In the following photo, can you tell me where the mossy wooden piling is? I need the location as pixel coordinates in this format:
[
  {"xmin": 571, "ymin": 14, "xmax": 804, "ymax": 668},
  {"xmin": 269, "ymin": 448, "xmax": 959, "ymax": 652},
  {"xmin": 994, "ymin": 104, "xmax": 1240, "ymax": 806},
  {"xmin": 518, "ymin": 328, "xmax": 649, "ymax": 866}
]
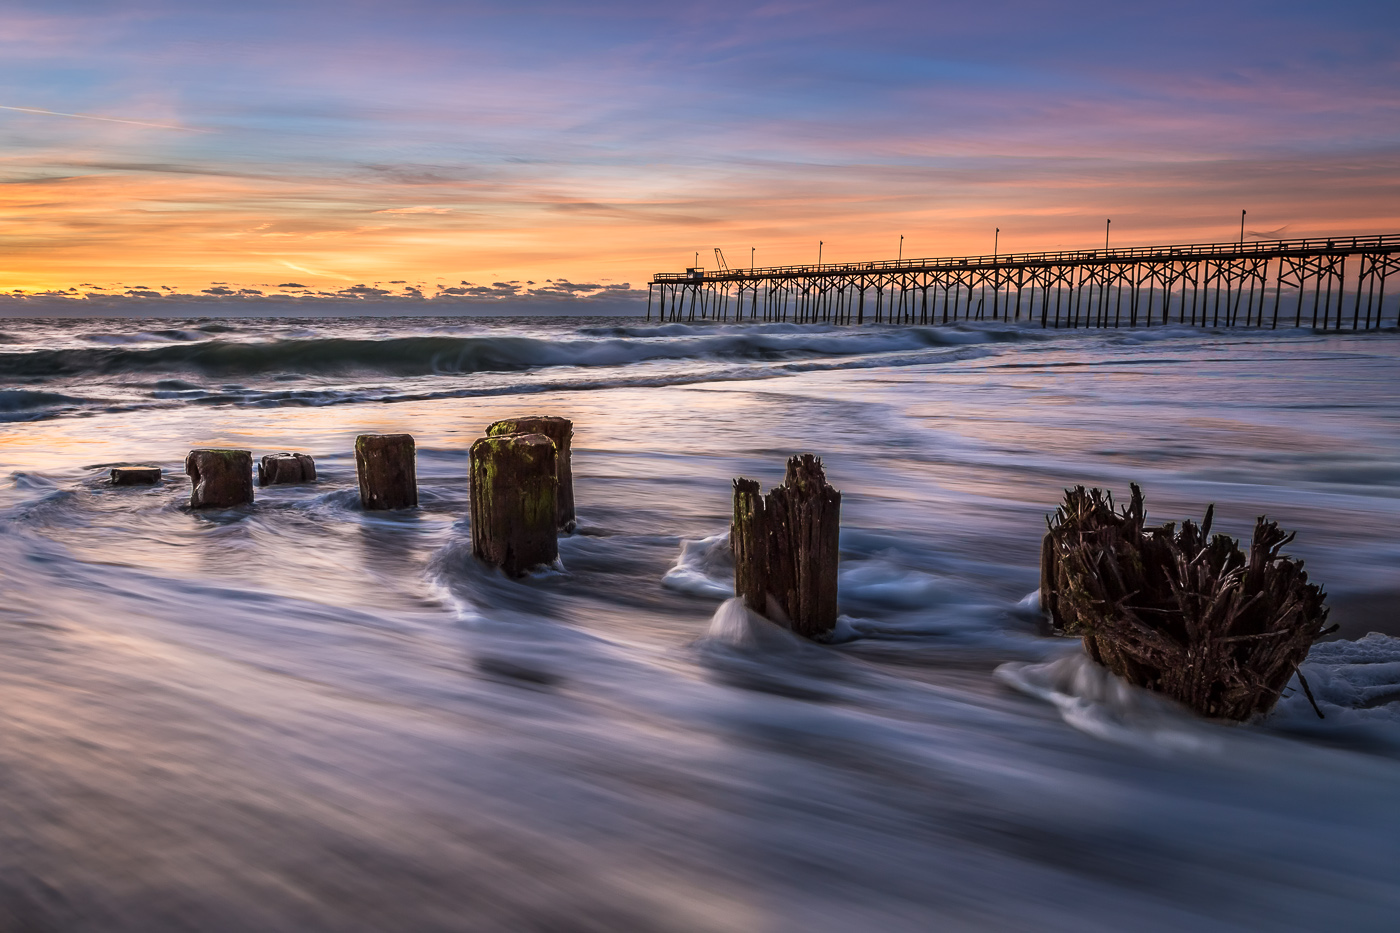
[
  {"xmin": 186, "ymin": 449, "xmax": 253, "ymax": 508},
  {"xmin": 355, "ymin": 434, "xmax": 417, "ymax": 510},
  {"xmin": 259, "ymin": 452, "xmax": 316, "ymax": 486},
  {"xmin": 469, "ymin": 432, "xmax": 558, "ymax": 577},
  {"xmin": 487, "ymin": 416, "xmax": 575, "ymax": 531},
  {"xmin": 731, "ymin": 454, "xmax": 841, "ymax": 638}
]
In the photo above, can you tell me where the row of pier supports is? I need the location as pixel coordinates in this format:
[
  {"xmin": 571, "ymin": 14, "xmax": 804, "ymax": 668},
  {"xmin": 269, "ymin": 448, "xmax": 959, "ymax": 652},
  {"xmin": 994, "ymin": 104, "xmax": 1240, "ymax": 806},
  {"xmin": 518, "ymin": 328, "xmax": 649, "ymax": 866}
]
[
  {"xmin": 649, "ymin": 247, "xmax": 1400, "ymax": 330},
  {"xmin": 113, "ymin": 436, "xmax": 1334, "ymax": 723},
  {"xmin": 110, "ymin": 417, "xmax": 577, "ymax": 577}
]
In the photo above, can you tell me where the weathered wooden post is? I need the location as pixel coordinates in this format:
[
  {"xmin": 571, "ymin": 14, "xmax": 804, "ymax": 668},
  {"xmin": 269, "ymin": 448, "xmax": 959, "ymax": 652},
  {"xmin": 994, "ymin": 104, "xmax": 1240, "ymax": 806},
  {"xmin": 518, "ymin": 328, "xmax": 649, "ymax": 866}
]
[
  {"xmin": 1039, "ymin": 530, "xmax": 1062, "ymax": 629},
  {"xmin": 731, "ymin": 454, "xmax": 841, "ymax": 638},
  {"xmin": 486, "ymin": 416, "xmax": 575, "ymax": 531},
  {"xmin": 469, "ymin": 432, "xmax": 558, "ymax": 577},
  {"xmin": 259, "ymin": 452, "xmax": 316, "ymax": 486},
  {"xmin": 186, "ymin": 449, "xmax": 254, "ymax": 508},
  {"xmin": 355, "ymin": 434, "xmax": 417, "ymax": 510},
  {"xmin": 110, "ymin": 466, "xmax": 161, "ymax": 486}
]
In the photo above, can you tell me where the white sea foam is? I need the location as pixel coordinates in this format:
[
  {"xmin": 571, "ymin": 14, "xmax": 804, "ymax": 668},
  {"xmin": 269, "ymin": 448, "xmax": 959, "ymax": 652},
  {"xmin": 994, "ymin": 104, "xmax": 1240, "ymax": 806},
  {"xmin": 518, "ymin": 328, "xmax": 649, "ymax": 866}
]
[
  {"xmin": 702, "ymin": 596, "xmax": 806, "ymax": 651},
  {"xmin": 995, "ymin": 651, "xmax": 1231, "ymax": 755},
  {"xmin": 661, "ymin": 530, "xmax": 733, "ymax": 598},
  {"xmin": 1000, "ymin": 634, "xmax": 1400, "ymax": 755},
  {"xmin": 1268, "ymin": 632, "xmax": 1400, "ymax": 745}
]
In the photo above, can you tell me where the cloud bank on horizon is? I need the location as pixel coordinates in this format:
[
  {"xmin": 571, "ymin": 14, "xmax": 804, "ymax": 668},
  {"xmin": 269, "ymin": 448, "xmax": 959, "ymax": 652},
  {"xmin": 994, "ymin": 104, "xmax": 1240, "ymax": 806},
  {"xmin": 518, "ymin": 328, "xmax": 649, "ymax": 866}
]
[{"xmin": 0, "ymin": 0, "xmax": 1397, "ymax": 303}]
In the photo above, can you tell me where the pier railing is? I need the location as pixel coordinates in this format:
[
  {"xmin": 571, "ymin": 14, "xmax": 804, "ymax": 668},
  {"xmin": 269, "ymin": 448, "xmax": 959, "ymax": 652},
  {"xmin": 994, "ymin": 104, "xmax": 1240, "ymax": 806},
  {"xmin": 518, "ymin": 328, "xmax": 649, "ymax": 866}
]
[{"xmin": 648, "ymin": 234, "xmax": 1400, "ymax": 329}]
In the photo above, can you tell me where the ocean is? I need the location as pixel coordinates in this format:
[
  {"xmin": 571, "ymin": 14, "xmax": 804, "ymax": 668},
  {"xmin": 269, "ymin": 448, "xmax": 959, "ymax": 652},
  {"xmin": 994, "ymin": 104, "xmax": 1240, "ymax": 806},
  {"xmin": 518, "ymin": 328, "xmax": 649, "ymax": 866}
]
[{"xmin": 1, "ymin": 314, "xmax": 1398, "ymax": 931}]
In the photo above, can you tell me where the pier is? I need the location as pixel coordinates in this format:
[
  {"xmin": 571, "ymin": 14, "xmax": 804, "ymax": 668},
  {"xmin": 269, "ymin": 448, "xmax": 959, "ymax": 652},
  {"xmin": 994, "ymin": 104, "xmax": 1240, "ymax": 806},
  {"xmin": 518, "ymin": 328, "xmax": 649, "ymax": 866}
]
[{"xmin": 648, "ymin": 234, "xmax": 1400, "ymax": 329}]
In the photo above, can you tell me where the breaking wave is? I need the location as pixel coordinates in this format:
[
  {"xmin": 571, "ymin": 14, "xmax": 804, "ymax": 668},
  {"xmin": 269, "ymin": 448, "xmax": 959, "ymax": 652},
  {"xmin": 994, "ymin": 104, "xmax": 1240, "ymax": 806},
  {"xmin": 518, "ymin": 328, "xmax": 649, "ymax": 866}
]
[{"xmin": 0, "ymin": 324, "xmax": 1021, "ymax": 381}]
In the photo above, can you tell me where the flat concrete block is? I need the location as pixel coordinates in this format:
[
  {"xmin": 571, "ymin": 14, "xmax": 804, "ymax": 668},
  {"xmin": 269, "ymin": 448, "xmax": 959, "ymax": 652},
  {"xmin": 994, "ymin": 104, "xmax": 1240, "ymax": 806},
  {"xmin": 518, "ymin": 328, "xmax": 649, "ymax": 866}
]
[
  {"xmin": 110, "ymin": 466, "xmax": 161, "ymax": 486},
  {"xmin": 186, "ymin": 449, "xmax": 254, "ymax": 508}
]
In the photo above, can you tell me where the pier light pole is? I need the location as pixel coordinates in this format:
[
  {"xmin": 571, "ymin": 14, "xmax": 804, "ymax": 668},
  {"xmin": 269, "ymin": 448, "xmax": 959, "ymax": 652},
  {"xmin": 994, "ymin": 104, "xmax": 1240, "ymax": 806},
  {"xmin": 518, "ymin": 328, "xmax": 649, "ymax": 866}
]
[
  {"xmin": 1105, "ymin": 219, "xmax": 1111, "ymax": 252},
  {"xmin": 1240, "ymin": 210, "xmax": 1246, "ymax": 245},
  {"xmin": 899, "ymin": 235, "xmax": 903, "ymax": 262},
  {"xmin": 994, "ymin": 227, "xmax": 999, "ymax": 257},
  {"xmin": 818, "ymin": 241, "xmax": 823, "ymax": 266},
  {"xmin": 751, "ymin": 247, "xmax": 754, "ymax": 272}
]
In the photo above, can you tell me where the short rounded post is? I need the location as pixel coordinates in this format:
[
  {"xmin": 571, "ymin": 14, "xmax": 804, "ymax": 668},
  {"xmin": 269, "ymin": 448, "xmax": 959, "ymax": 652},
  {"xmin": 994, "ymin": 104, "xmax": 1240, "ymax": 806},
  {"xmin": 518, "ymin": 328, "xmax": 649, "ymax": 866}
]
[
  {"xmin": 186, "ymin": 449, "xmax": 254, "ymax": 508},
  {"xmin": 486, "ymin": 415, "xmax": 575, "ymax": 531},
  {"xmin": 259, "ymin": 452, "xmax": 316, "ymax": 486},
  {"xmin": 469, "ymin": 432, "xmax": 558, "ymax": 577},
  {"xmin": 355, "ymin": 434, "xmax": 417, "ymax": 510}
]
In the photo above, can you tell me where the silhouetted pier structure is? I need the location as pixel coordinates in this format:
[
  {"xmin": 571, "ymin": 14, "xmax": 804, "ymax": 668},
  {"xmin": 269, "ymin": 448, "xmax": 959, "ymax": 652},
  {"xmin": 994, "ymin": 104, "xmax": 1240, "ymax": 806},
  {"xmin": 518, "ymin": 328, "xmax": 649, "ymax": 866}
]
[{"xmin": 648, "ymin": 234, "xmax": 1400, "ymax": 329}]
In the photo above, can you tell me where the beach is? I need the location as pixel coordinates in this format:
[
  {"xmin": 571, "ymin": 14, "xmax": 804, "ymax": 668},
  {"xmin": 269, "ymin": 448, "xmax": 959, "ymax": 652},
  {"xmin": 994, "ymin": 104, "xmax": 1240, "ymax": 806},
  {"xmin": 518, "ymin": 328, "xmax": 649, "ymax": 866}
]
[{"xmin": 1, "ymin": 316, "xmax": 1398, "ymax": 930}]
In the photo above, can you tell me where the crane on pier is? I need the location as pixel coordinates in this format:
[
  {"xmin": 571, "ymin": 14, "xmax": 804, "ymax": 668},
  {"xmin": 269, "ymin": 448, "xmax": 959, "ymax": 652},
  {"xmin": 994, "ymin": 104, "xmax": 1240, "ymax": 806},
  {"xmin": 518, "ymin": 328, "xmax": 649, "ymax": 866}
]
[{"xmin": 713, "ymin": 248, "xmax": 730, "ymax": 272}]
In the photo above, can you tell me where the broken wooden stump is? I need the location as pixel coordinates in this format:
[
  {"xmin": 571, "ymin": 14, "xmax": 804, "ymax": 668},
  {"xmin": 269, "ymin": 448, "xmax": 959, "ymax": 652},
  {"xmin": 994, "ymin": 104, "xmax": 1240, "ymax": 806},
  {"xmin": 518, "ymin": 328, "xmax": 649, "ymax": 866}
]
[
  {"xmin": 486, "ymin": 416, "xmax": 575, "ymax": 531},
  {"xmin": 259, "ymin": 452, "xmax": 316, "ymax": 486},
  {"xmin": 186, "ymin": 449, "xmax": 253, "ymax": 508},
  {"xmin": 110, "ymin": 466, "xmax": 161, "ymax": 486},
  {"xmin": 731, "ymin": 454, "xmax": 841, "ymax": 638},
  {"xmin": 469, "ymin": 432, "xmax": 558, "ymax": 577},
  {"xmin": 1041, "ymin": 483, "xmax": 1334, "ymax": 720},
  {"xmin": 1038, "ymin": 530, "xmax": 1062, "ymax": 631},
  {"xmin": 355, "ymin": 434, "xmax": 417, "ymax": 510}
]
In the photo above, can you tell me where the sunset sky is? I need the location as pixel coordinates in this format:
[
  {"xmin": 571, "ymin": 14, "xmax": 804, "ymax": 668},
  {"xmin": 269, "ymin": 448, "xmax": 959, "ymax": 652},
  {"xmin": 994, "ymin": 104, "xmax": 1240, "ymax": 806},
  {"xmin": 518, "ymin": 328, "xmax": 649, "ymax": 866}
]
[{"xmin": 2, "ymin": 0, "xmax": 1397, "ymax": 304}]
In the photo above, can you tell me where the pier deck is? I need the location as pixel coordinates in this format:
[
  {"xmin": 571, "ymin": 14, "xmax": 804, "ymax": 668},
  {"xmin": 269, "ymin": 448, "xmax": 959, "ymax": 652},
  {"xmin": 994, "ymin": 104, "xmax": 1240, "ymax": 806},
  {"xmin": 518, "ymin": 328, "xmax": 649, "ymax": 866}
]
[{"xmin": 648, "ymin": 234, "xmax": 1400, "ymax": 329}]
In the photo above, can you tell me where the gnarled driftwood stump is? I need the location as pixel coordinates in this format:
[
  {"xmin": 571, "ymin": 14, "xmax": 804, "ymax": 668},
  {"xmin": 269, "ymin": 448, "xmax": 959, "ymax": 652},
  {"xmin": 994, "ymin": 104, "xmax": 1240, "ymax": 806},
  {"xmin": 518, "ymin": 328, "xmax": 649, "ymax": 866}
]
[{"xmin": 1041, "ymin": 483, "xmax": 1333, "ymax": 720}]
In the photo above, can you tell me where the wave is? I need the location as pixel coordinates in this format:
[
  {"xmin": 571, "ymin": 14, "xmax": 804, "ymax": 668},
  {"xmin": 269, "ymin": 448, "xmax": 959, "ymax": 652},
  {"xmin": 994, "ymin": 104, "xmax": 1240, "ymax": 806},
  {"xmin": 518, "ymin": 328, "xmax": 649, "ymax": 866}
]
[
  {"xmin": 0, "ymin": 341, "xmax": 999, "ymax": 424},
  {"xmin": 0, "ymin": 325, "xmax": 1016, "ymax": 381},
  {"xmin": 0, "ymin": 388, "xmax": 92, "ymax": 422}
]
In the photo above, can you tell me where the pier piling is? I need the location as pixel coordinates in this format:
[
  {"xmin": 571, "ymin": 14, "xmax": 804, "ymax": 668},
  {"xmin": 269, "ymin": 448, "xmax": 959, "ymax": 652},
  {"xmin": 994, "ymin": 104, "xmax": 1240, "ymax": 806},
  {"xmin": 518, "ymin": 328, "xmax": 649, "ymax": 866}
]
[
  {"xmin": 732, "ymin": 454, "xmax": 841, "ymax": 638},
  {"xmin": 259, "ymin": 452, "xmax": 316, "ymax": 486},
  {"xmin": 355, "ymin": 434, "xmax": 417, "ymax": 510},
  {"xmin": 486, "ymin": 416, "xmax": 575, "ymax": 532},
  {"xmin": 469, "ymin": 432, "xmax": 559, "ymax": 577},
  {"xmin": 110, "ymin": 466, "xmax": 161, "ymax": 486},
  {"xmin": 186, "ymin": 449, "xmax": 254, "ymax": 508}
]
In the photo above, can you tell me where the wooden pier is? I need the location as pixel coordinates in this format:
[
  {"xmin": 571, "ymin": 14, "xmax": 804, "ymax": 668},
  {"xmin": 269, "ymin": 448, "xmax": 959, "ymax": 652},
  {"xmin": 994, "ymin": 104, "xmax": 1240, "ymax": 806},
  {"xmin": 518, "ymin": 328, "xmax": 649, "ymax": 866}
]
[{"xmin": 648, "ymin": 234, "xmax": 1400, "ymax": 329}]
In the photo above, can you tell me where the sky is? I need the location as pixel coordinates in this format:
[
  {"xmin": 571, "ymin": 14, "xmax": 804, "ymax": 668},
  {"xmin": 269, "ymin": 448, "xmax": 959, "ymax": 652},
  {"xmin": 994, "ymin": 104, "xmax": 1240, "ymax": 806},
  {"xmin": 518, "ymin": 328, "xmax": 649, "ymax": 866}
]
[{"xmin": 1, "ymin": 0, "xmax": 1398, "ymax": 306}]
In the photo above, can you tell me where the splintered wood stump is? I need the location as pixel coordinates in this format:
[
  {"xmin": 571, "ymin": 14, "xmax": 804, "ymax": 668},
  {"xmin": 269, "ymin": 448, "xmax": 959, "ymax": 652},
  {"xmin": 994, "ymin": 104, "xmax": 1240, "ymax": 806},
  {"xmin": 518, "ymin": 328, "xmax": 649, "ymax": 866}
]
[
  {"xmin": 355, "ymin": 434, "xmax": 417, "ymax": 510},
  {"xmin": 731, "ymin": 454, "xmax": 841, "ymax": 638},
  {"xmin": 186, "ymin": 449, "xmax": 253, "ymax": 508},
  {"xmin": 259, "ymin": 452, "xmax": 316, "ymax": 486},
  {"xmin": 1042, "ymin": 483, "xmax": 1334, "ymax": 720},
  {"xmin": 469, "ymin": 432, "xmax": 558, "ymax": 577},
  {"xmin": 110, "ymin": 466, "xmax": 161, "ymax": 486},
  {"xmin": 487, "ymin": 416, "xmax": 575, "ymax": 531},
  {"xmin": 1039, "ymin": 530, "xmax": 1062, "ymax": 630}
]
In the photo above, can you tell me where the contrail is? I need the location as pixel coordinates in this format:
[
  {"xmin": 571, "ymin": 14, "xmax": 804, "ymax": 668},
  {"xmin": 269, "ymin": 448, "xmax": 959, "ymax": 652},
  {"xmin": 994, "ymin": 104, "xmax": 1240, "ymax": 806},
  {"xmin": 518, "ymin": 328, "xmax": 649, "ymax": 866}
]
[
  {"xmin": 280, "ymin": 261, "xmax": 353, "ymax": 281},
  {"xmin": 0, "ymin": 105, "xmax": 199, "ymax": 131}
]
